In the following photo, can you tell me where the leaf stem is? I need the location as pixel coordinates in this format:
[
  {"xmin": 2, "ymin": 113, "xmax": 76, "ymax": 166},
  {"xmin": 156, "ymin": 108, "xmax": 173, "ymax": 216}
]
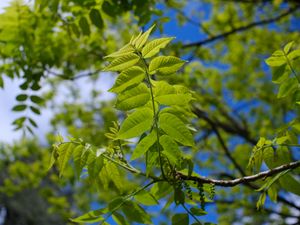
[{"xmin": 137, "ymin": 50, "xmax": 166, "ymax": 179}]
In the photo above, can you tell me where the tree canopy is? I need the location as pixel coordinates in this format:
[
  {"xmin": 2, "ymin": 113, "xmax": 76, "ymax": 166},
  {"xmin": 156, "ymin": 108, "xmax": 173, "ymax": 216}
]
[{"xmin": 0, "ymin": 0, "xmax": 300, "ymax": 225}]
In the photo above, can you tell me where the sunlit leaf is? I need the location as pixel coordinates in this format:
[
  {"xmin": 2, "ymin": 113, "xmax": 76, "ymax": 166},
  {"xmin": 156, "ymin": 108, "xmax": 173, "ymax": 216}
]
[
  {"xmin": 131, "ymin": 130, "xmax": 157, "ymax": 160},
  {"xmin": 115, "ymin": 83, "xmax": 150, "ymax": 110},
  {"xmin": 149, "ymin": 56, "xmax": 186, "ymax": 75},
  {"xmin": 159, "ymin": 112, "xmax": 194, "ymax": 146},
  {"xmin": 109, "ymin": 66, "xmax": 145, "ymax": 93},
  {"xmin": 142, "ymin": 37, "xmax": 174, "ymax": 58},
  {"xmin": 118, "ymin": 108, "xmax": 153, "ymax": 139},
  {"xmin": 104, "ymin": 53, "xmax": 140, "ymax": 71}
]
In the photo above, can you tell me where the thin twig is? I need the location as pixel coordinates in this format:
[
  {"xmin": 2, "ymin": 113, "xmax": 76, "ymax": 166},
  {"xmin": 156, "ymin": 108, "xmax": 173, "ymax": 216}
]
[{"xmin": 183, "ymin": 6, "xmax": 300, "ymax": 48}]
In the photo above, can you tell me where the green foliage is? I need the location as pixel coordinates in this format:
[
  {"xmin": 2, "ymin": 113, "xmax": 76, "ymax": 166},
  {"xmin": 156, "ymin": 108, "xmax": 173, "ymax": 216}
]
[{"xmin": 1, "ymin": 1, "xmax": 300, "ymax": 224}]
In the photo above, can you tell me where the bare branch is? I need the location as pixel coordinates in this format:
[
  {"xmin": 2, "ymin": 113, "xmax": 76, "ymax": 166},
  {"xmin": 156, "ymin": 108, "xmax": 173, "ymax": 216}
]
[
  {"xmin": 178, "ymin": 160, "xmax": 300, "ymax": 187},
  {"xmin": 183, "ymin": 5, "xmax": 300, "ymax": 48}
]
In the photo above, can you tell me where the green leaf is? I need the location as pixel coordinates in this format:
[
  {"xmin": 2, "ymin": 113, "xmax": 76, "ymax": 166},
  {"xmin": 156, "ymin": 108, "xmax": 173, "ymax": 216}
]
[
  {"xmin": 73, "ymin": 144, "xmax": 84, "ymax": 178},
  {"xmin": 70, "ymin": 208, "xmax": 107, "ymax": 223},
  {"xmin": 159, "ymin": 112, "xmax": 194, "ymax": 146},
  {"xmin": 279, "ymin": 174, "xmax": 300, "ymax": 196},
  {"xmin": 79, "ymin": 16, "xmax": 90, "ymax": 36},
  {"xmin": 142, "ymin": 37, "xmax": 174, "ymax": 58},
  {"xmin": 30, "ymin": 95, "xmax": 44, "ymax": 104},
  {"xmin": 112, "ymin": 212, "xmax": 130, "ymax": 225},
  {"xmin": 57, "ymin": 143, "xmax": 74, "ymax": 177},
  {"xmin": 190, "ymin": 207, "xmax": 207, "ymax": 216},
  {"xmin": 122, "ymin": 201, "xmax": 152, "ymax": 224},
  {"xmin": 156, "ymin": 93, "xmax": 193, "ymax": 106},
  {"xmin": 256, "ymin": 169, "xmax": 290, "ymax": 192},
  {"xmin": 265, "ymin": 50, "xmax": 286, "ymax": 67},
  {"xmin": 277, "ymin": 77, "xmax": 298, "ymax": 98},
  {"xmin": 115, "ymin": 83, "xmax": 150, "ymax": 110},
  {"xmin": 109, "ymin": 66, "xmax": 145, "ymax": 93},
  {"xmin": 104, "ymin": 53, "xmax": 140, "ymax": 72},
  {"xmin": 149, "ymin": 56, "xmax": 186, "ymax": 75},
  {"xmin": 283, "ymin": 41, "xmax": 294, "ymax": 53},
  {"xmin": 131, "ymin": 130, "xmax": 157, "ymax": 160},
  {"xmin": 104, "ymin": 44, "xmax": 135, "ymax": 59},
  {"xmin": 106, "ymin": 163, "xmax": 123, "ymax": 191},
  {"xmin": 88, "ymin": 155, "xmax": 104, "ymax": 179},
  {"xmin": 30, "ymin": 106, "xmax": 41, "ymax": 114},
  {"xmin": 12, "ymin": 104, "xmax": 27, "ymax": 111},
  {"xmin": 89, "ymin": 8, "xmax": 103, "ymax": 29},
  {"xmin": 134, "ymin": 190, "xmax": 158, "ymax": 206},
  {"xmin": 28, "ymin": 118, "xmax": 37, "ymax": 128},
  {"xmin": 256, "ymin": 192, "xmax": 266, "ymax": 210},
  {"xmin": 118, "ymin": 108, "xmax": 153, "ymax": 139},
  {"xmin": 71, "ymin": 23, "xmax": 80, "ymax": 38},
  {"xmin": 150, "ymin": 182, "xmax": 172, "ymax": 200},
  {"xmin": 174, "ymin": 187, "xmax": 185, "ymax": 205},
  {"xmin": 134, "ymin": 24, "xmax": 155, "ymax": 49},
  {"xmin": 272, "ymin": 65, "xmax": 289, "ymax": 84},
  {"xmin": 16, "ymin": 94, "xmax": 27, "ymax": 101},
  {"xmin": 160, "ymin": 135, "xmax": 182, "ymax": 166},
  {"xmin": 172, "ymin": 213, "xmax": 189, "ymax": 225},
  {"xmin": 288, "ymin": 49, "xmax": 300, "ymax": 61}
]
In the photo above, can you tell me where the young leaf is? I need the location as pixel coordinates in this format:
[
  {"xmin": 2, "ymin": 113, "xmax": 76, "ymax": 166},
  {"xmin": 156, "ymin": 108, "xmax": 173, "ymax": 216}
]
[
  {"xmin": 134, "ymin": 24, "xmax": 155, "ymax": 49},
  {"xmin": 174, "ymin": 187, "xmax": 185, "ymax": 205},
  {"xmin": 159, "ymin": 113, "xmax": 194, "ymax": 146},
  {"xmin": 190, "ymin": 207, "xmax": 207, "ymax": 216},
  {"xmin": 89, "ymin": 8, "xmax": 103, "ymax": 29},
  {"xmin": 279, "ymin": 174, "xmax": 300, "ymax": 196},
  {"xmin": 112, "ymin": 212, "xmax": 130, "ymax": 225},
  {"xmin": 142, "ymin": 37, "xmax": 174, "ymax": 58},
  {"xmin": 104, "ymin": 44, "xmax": 135, "ymax": 59},
  {"xmin": 272, "ymin": 65, "xmax": 289, "ymax": 84},
  {"xmin": 134, "ymin": 190, "xmax": 158, "ymax": 206},
  {"xmin": 104, "ymin": 53, "xmax": 140, "ymax": 72},
  {"xmin": 118, "ymin": 108, "xmax": 153, "ymax": 139},
  {"xmin": 70, "ymin": 208, "xmax": 108, "ymax": 223},
  {"xmin": 156, "ymin": 93, "xmax": 193, "ymax": 106},
  {"xmin": 122, "ymin": 201, "xmax": 152, "ymax": 224},
  {"xmin": 265, "ymin": 50, "xmax": 286, "ymax": 67},
  {"xmin": 73, "ymin": 144, "xmax": 84, "ymax": 177},
  {"xmin": 172, "ymin": 213, "xmax": 189, "ymax": 225},
  {"xmin": 12, "ymin": 104, "xmax": 27, "ymax": 111},
  {"xmin": 131, "ymin": 130, "xmax": 157, "ymax": 160},
  {"xmin": 109, "ymin": 66, "xmax": 145, "ymax": 93},
  {"xmin": 57, "ymin": 143, "xmax": 74, "ymax": 177},
  {"xmin": 16, "ymin": 94, "xmax": 27, "ymax": 101},
  {"xmin": 30, "ymin": 95, "xmax": 44, "ymax": 104},
  {"xmin": 115, "ymin": 83, "xmax": 150, "ymax": 110},
  {"xmin": 88, "ymin": 155, "xmax": 104, "ymax": 179},
  {"xmin": 160, "ymin": 135, "xmax": 182, "ymax": 166},
  {"xmin": 79, "ymin": 16, "xmax": 90, "ymax": 36},
  {"xmin": 283, "ymin": 41, "xmax": 294, "ymax": 53},
  {"xmin": 149, "ymin": 56, "xmax": 186, "ymax": 75},
  {"xmin": 288, "ymin": 49, "xmax": 300, "ymax": 61},
  {"xmin": 30, "ymin": 106, "xmax": 41, "ymax": 115},
  {"xmin": 277, "ymin": 77, "xmax": 298, "ymax": 98}
]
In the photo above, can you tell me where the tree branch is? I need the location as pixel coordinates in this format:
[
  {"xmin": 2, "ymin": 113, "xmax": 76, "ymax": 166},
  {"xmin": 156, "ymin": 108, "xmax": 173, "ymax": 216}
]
[
  {"xmin": 178, "ymin": 160, "xmax": 300, "ymax": 187},
  {"xmin": 183, "ymin": 5, "xmax": 300, "ymax": 48}
]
